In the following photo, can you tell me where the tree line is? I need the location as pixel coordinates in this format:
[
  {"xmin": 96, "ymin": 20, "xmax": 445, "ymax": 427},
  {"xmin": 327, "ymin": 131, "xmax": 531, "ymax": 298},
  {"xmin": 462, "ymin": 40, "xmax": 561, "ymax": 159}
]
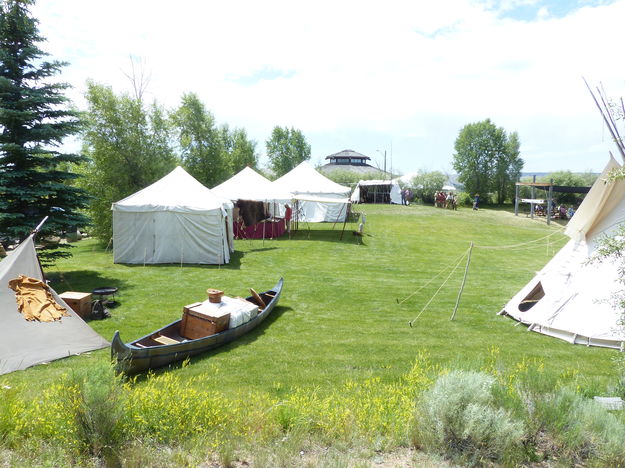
[{"xmin": 0, "ymin": 0, "xmax": 310, "ymax": 259}]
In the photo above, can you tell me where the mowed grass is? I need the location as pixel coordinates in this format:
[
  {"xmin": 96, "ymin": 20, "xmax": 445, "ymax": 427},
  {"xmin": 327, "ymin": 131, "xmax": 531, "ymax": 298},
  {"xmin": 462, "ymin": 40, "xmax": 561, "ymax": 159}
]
[{"xmin": 3, "ymin": 203, "xmax": 617, "ymax": 395}]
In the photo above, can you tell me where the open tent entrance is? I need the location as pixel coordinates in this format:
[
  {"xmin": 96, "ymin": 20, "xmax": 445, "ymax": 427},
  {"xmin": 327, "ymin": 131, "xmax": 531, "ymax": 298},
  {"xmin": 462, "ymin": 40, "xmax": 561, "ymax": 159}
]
[
  {"xmin": 518, "ymin": 282, "xmax": 545, "ymax": 312},
  {"xmin": 351, "ymin": 180, "xmax": 402, "ymax": 204}
]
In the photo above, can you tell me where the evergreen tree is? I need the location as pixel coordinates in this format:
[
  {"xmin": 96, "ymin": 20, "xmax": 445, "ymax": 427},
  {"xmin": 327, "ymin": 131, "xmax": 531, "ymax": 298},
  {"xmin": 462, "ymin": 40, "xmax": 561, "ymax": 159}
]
[{"xmin": 0, "ymin": 0, "xmax": 89, "ymax": 262}]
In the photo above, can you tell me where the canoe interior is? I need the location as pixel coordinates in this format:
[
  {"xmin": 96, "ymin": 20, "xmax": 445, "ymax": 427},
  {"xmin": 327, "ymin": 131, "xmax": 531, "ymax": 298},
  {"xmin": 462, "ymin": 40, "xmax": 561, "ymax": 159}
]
[{"xmin": 130, "ymin": 290, "xmax": 278, "ymax": 349}]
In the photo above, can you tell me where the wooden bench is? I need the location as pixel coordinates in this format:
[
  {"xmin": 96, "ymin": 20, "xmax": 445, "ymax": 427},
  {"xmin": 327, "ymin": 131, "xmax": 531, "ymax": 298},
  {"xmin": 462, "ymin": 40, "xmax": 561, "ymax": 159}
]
[{"xmin": 153, "ymin": 335, "xmax": 181, "ymax": 345}]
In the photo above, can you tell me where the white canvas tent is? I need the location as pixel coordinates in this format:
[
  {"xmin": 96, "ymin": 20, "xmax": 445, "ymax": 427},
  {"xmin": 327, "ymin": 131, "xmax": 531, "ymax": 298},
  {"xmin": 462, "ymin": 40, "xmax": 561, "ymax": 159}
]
[
  {"xmin": 500, "ymin": 156, "xmax": 625, "ymax": 349},
  {"xmin": 212, "ymin": 166, "xmax": 291, "ymax": 202},
  {"xmin": 351, "ymin": 179, "xmax": 402, "ymax": 204},
  {"xmin": 273, "ymin": 161, "xmax": 351, "ymax": 222},
  {"xmin": 0, "ymin": 235, "xmax": 109, "ymax": 374},
  {"xmin": 112, "ymin": 166, "xmax": 234, "ymax": 264}
]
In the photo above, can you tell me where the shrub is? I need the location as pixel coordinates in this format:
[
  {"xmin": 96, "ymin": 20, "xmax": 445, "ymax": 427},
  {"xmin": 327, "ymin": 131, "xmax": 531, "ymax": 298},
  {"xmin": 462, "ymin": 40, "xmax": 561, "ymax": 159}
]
[
  {"xmin": 411, "ymin": 370, "xmax": 525, "ymax": 466},
  {"xmin": 532, "ymin": 387, "xmax": 625, "ymax": 465},
  {"xmin": 68, "ymin": 362, "xmax": 126, "ymax": 461}
]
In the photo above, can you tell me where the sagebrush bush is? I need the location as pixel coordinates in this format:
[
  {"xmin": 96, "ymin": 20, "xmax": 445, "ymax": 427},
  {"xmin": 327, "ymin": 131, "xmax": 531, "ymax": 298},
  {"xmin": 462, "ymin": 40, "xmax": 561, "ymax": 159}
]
[
  {"xmin": 533, "ymin": 387, "xmax": 625, "ymax": 465},
  {"xmin": 411, "ymin": 370, "xmax": 525, "ymax": 466}
]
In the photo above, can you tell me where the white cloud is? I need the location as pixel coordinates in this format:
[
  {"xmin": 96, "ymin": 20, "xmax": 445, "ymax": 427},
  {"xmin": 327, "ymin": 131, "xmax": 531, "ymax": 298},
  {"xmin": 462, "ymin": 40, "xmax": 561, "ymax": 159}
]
[{"xmin": 31, "ymin": 0, "xmax": 625, "ymax": 172}]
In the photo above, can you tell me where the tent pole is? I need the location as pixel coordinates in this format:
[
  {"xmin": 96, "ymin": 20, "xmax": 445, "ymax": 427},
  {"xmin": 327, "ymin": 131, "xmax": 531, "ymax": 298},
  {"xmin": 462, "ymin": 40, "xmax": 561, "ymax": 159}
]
[
  {"xmin": 547, "ymin": 181, "xmax": 553, "ymax": 225},
  {"xmin": 339, "ymin": 202, "xmax": 351, "ymax": 240},
  {"xmin": 530, "ymin": 175, "xmax": 536, "ymax": 219},
  {"xmin": 450, "ymin": 242, "xmax": 473, "ymax": 321},
  {"xmin": 263, "ymin": 200, "xmax": 266, "ymax": 246}
]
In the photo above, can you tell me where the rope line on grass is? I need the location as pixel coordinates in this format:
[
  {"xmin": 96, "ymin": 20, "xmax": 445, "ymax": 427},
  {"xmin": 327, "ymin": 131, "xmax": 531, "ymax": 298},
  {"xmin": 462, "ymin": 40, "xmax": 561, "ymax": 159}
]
[
  {"xmin": 473, "ymin": 230, "xmax": 565, "ymax": 250},
  {"xmin": 396, "ymin": 247, "xmax": 471, "ymax": 306},
  {"xmin": 405, "ymin": 247, "xmax": 471, "ymax": 327}
]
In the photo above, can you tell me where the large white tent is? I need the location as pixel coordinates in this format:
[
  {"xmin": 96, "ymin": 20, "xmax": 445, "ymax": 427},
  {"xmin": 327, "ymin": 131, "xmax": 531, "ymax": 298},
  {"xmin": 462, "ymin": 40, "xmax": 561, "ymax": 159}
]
[
  {"xmin": 272, "ymin": 161, "xmax": 351, "ymax": 222},
  {"xmin": 0, "ymin": 235, "xmax": 109, "ymax": 374},
  {"xmin": 351, "ymin": 179, "xmax": 402, "ymax": 204},
  {"xmin": 500, "ymin": 156, "xmax": 625, "ymax": 349},
  {"xmin": 112, "ymin": 166, "xmax": 234, "ymax": 264},
  {"xmin": 212, "ymin": 166, "xmax": 290, "ymax": 202}
]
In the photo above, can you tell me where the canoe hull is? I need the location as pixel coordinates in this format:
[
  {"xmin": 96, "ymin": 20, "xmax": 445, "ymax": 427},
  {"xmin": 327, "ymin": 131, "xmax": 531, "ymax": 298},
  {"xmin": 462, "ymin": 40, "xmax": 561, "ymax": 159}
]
[{"xmin": 111, "ymin": 278, "xmax": 283, "ymax": 374}]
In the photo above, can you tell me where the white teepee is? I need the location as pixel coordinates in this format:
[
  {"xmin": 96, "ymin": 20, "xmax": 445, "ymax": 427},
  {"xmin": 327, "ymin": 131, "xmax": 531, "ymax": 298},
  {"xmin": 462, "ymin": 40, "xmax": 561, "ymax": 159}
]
[{"xmin": 500, "ymin": 156, "xmax": 625, "ymax": 349}]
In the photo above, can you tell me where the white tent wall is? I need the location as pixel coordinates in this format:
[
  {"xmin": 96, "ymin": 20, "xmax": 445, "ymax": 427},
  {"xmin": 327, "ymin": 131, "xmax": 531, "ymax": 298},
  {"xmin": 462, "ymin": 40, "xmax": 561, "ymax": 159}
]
[
  {"xmin": 501, "ymin": 155, "xmax": 625, "ymax": 349},
  {"xmin": 113, "ymin": 210, "xmax": 232, "ymax": 264},
  {"xmin": 0, "ymin": 236, "xmax": 109, "ymax": 375},
  {"xmin": 273, "ymin": 162, "xmax": 351, "ymax": 222},
  {"xmin": 112, "ymin": 167, "xmax": 234, "ymax": 265}
]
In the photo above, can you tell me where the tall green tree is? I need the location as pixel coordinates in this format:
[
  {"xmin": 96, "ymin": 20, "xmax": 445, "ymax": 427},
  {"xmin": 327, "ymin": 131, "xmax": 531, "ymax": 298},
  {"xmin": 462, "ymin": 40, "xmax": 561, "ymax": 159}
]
[
  {"xmin": 452, "ymin": 119, "xmax": 523, "ymax": 204},
  {"xmin": 496, "ymin": 131, "xmax": 523, "ymax": 204},
  {"xmin": 0, "ymin": 0, "xmax": 89, "ymax": 262},
  {"xmin": 171, "ymin": 92, "xmax": 225, "ymax": 187},
  {"xmin": 81, "ymin": 81, "xmax": 177, "ymax": 242},
  {"xmin": 265, "ymin": 126, "xmax": 311, "ymax": 177},
  {"xmin": 226, "ymin": 127, "xmax": 257, "ymax": 174}
]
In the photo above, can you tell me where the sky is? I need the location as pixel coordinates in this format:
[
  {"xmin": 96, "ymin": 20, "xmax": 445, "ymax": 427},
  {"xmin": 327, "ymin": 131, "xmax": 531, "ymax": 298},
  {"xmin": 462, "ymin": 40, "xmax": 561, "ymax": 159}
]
[{"xmin": 31, "ymin": 0, "xmax": 625, "ymax": 176}]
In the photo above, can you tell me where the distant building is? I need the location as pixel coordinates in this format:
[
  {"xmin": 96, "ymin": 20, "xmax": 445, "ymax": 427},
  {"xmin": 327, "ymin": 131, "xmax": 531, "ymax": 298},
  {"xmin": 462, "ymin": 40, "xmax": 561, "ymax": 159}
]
[{"xmin": 318, "ymin": 149, "xmax": 388, "ymax": 176}]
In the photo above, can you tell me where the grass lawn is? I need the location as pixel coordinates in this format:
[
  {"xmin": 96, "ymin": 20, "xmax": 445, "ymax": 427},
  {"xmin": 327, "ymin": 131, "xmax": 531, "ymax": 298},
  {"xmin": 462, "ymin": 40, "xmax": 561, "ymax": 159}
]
[{"xmin": 3, "ymin": 203, "xmax": 617, "ymax": 395}]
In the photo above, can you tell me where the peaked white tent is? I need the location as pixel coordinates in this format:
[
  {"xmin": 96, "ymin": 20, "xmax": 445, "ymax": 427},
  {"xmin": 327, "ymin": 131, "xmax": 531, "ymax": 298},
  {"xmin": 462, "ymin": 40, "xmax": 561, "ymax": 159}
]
[
  {"xmin": 212, "ymin": 166, "xmax": 290, "ymax": 202},
  {"xmin": 351, "ymin": 179, "xmax": 402, "ymax": 204},
  {"xmin": 0, "ymin": 236, "xmax": 109, "ymax": 374},
  {"xmin": 212, "ymin": 167, "xmax": 292, "ymax": 239},
  {"xmin": 112, "ymin": 166, "xmax": 234, "ymax": 264},
  {"xmin": 500, "ymin": 156, "xmax": 625, "ymax": 349},
  {"xmin": 273, "ymin": 161, "xmax": 351, "ymax": 222}
]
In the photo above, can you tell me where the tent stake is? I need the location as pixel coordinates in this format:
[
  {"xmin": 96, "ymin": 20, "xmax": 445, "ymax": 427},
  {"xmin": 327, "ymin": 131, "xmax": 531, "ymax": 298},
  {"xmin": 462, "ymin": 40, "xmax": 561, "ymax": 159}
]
[{"xmin": 450, "ymin": 241, "xmax": 473, "ymax": 321}]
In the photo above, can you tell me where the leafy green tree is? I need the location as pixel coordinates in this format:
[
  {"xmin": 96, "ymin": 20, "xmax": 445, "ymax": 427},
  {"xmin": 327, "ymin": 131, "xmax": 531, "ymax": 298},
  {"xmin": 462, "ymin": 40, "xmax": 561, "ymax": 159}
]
[
  {"xmin": 452, "ymin": 119, "xmax": 523, "ymax": 204},
  {"xmin": 81, "ymin": 81, "xmax": 177, "ymax": 242},
  {"xmin": 0, "ymin": 0, "xmax": 90, "ymax": 262},
  {"xmin": 498, "ymin": 131, "xmax": 523, "ymax": 204},
  {"xmin": 410, "ymin": 171, "xmax": 446, "ymax": 204},
  {"xmin": 265, "ymin": 126, "xmax": 311, "ymax": 177},
  {"xmin": 219, "ymin": 124, "xmax": 257, "ymax": 175},
  {"xmin": 228, "ymin": 127, "xmax": 257, "ymax": 173},
  {"xmin": 171, "ymin": 92, "xmax": 225, "ymax": 187}
]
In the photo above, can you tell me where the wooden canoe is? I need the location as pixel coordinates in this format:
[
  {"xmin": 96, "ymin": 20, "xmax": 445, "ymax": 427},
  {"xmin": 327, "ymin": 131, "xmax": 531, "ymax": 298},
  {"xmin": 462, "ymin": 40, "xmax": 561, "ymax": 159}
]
[{"xmin": 111, "ymin": 278, "xmax": 283, "ymax": 374}]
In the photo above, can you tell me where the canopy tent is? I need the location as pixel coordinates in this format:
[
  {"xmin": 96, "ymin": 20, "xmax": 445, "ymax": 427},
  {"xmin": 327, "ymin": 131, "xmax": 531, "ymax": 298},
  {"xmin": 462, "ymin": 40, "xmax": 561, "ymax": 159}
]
[
  {"xmin": 112, "ymin": 166, "xmax": 234, "ymax": 264},
  {"xmin": 273, "ymin": 161, "xmax": 351, "ymax": 222},
  {"xmin": 212, "ymin": 166, "xmax": 290, "ymax": 202},
  {"xmin": 500, "ymin": 156, "xmax": 625, "ymax": 349},
  {"xmin": 351, "ymin": 179, "xmax": 402, "ymax": 204},
  {"xmin": 0, "ymin": 235, "xmax": 109, "ymax": 374},
  {"xmin": 212, "ymin": 167, "xmax": 292, "ymax": 239}
]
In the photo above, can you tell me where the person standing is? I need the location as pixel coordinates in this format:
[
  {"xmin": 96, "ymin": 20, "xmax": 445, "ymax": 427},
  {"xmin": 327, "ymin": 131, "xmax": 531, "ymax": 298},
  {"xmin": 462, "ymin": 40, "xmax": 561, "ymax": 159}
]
[{"xmin": 473, "ymin": 193, "xmax": 480, "ymax": 210}]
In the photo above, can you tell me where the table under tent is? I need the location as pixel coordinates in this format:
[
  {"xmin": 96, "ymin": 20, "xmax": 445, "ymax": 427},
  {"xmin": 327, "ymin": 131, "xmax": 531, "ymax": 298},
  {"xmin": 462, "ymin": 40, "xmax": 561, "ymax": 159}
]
[
  {"xmin": 351, "ymin": 179, "xmax": 402, "ymax": 204},
  {"xmin": 212, "ymin": 167, "xmax": 292, "ymax": 240},
  {"xmin": 112, "ymin": 166, "xmax": 234, "ymax": 265},
  {"xmin": 272, "ymin": 161, "xmax": 351, "ymax": 223},
  {"xmin": 514, "ymin": 178, "xmax": 590, "ymax": 224}
]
